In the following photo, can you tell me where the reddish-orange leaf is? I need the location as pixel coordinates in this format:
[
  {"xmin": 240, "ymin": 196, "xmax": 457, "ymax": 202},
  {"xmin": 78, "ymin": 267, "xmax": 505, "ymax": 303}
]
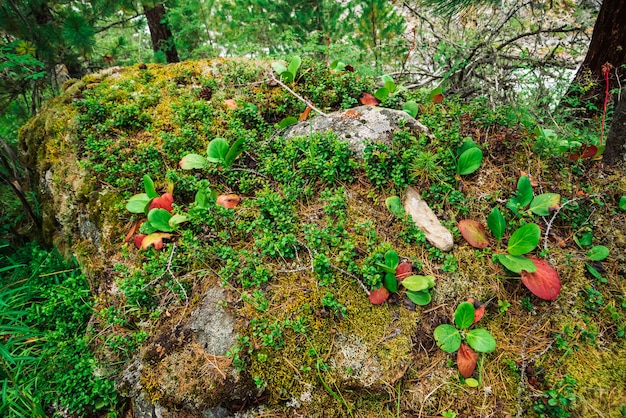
[
  {"xmin": 395, "ymin": 262, "xmax": 413, "ymax": 280},
  {"xmin": 458, "ymin": 219, "xmax": 489, "ymax": 249},
  {"xmin": 521, "ymin": 257, "xmax": 561, "ymax": 301},
  {"xmin": 431, "ymin": 93, "xmax": 444, "ymax": 104},
  {"xmin": 457, "ymin": 343, "xmax": 478, "ymax": 378},
  {"xmin": 369, "ymin": 287, "xmax": 390, "ymax": 305},
  {"xmin": 467, "ymin": 297, "xmax": 485, "ymax": 324},
  {"xmin": 149, "ymin": 193, "xmax": 174, "ymax": 213},
  {"xmin": 224, "ymin": 99, "xmax": 237, "ymax": 109},
  {"xmin": 133, "ymin": 234, "xmax": 146, "ymax": 249},
  {"xmin": 141, "ymin": 233, "xmax": 172, "ymax": 250},
  {"xmin": 568, "ymin": 144, "xmax": 598, "ymax": 161},
  {"xmin": 299, "ymin": 106, "xmax": 312, "ymax": 121},
  {"xmin": 216, "ymin": 194, "xmax": 241, "ymax": 209},
  {"xmin": 359, "ymin": 92, "xmax": 379, "ymax": 106}
]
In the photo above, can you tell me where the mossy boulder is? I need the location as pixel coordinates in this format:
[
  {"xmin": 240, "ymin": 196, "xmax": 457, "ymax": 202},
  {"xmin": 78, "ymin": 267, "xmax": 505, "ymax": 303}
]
[{"xmin": 19, "ymin": 58, "xmax": 626, "ymax": 417}]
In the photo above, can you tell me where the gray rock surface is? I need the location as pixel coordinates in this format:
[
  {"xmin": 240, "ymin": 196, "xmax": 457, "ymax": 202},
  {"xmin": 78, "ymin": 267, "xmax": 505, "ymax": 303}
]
[
  {"xmin": 285, "ymin": 105, "xmax": 430, "ymax": 156},
  {"xmin": 189, "ymin": 288, "xmax": 236, "ymax": 355},
  {"xmin": 403, "ymin": 186, "xmax": 454, "ymax": 252}
]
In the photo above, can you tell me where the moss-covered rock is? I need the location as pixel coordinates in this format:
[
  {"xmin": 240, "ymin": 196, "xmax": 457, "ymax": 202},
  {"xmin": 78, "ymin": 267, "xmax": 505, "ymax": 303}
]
[{"xmin": 19, "ymin": 58, "xmax": 626, "ymax": 417}]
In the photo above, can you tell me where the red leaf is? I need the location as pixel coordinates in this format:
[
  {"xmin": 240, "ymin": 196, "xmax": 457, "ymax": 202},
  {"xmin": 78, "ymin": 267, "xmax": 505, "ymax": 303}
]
[
  {"xmin": 133, "ymin": 234, "xmax": 146, "ymax": 249},
  {"xmin": 467, "ymin": 297, "xmax": 485, "ymax": 324},
  {"xmin": 149, "ymin": 193, "xmax": 174, "ymax": 213},
  {"xmin": 457, "ymin": 343, "xmax": 478, "ymax": 378},
  {"xmin": 568, "ymin": 144, "xmax": 598, "ymax": 161},
  {"xmin": 141, "ymin": 233, "xmax": 172, "ymax": 250},
  {"xmin": 216, "ymin": 194, "xmax": 241, "ymax": 209},
  {"xmin": 359, "ymin": 92, "xmax": 379, "ymax": 106},
  {"xmin": 458, "ymin": 219, "xmax": 489, "ymax": 249},
  {"xmin": 369, "ymin": 287, "xmax": 390, "ymax": 305},
  {"xmin": 521, "ymin": 257, "xmax": 561, "ymax": 301},
  {"xmin": 431, "ymin": 93, "xmax": 444, "ymax": 104},
  {"xmin": 395, "ymin": 262, "xmax": 413, "ymax": 280},
  {"xmin": 299, "ymin": 106, "xmax": 312, "ymax": 121}
]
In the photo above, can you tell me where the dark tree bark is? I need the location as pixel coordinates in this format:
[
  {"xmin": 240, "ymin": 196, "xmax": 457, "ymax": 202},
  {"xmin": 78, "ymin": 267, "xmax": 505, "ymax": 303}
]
[
  {"xmin": 570, "ymin": 0, "xmax": 626, "ymax": 163},
  {"xmin": 142, "ymin": 2, "xmax": 179, "ymax": 63},
  {"xmin": 604, "ymin": 95, "xmax": 626, "ymax": 165}
]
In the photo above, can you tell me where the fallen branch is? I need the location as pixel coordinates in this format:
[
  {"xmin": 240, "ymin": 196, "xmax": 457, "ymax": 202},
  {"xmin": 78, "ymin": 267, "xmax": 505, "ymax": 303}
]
[{"xmin": 269, "ymin": 71, "xmax": 327, "ymax": 117}]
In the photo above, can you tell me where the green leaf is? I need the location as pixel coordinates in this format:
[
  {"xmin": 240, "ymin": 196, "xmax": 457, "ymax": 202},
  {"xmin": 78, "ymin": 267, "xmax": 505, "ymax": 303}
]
[
  {"xmin": 374, "ymin": 87, "xmax": 389, "ymax": 101},
  {"xmin": 433, "ymin": 324, "xmax": 462, "ymax": 353},
  {"xmin": 454, "ymin": 302, "xmax": 475, "ymax": 329},
  {"xmin": 401, "ymin": 275, "xmax": 435, "ymax": 292},
  {"xmin": 143, "ymin": 175, "xmax": 159, "ymax": 199},
  {"xmin": 206, "ymin": 138, "xmax": 229, "ymax": 163},
  {"xmin": 375, "ymin": 262, "xmax": 396, "ymax": 274},
  {"xmin": 585, "ymin": 263, "xmax": 606, "ymax": 282},
  {"xmin": 530, "ymin": 193, "xmax": 560, "ymax": 216},
  {"xmin": 224, "ymin": 137, "xmax": 246, "ymax": 168},
  {"xmin": 465, "ymin": 378, "xmax": 479, "ymax": 387},
  {"xmin": 385, "ymin": 196, "xmax": 405, "ymax": 218},
  {"xmin": 384, "ymin": 250, "xmax": 399, "ymax": 269},
  {"xmin": 574, "ymin": 229, "xmax": 593, "ymax": 248},
  {"xmin": 587, "ymin": 245, "xmax": 609, "ymax": 261},
  {"xmin": 383, "ymin": 272, "xmax": 398, "ymax": 293},
  {"xmin": 487, "ymin": 207, "xmax": 506, "ymax": 240},
  {"xmin": 272, "ymin": 61, "xmax": 287, "ymax": 74},
  {"xmin": 619, "ymin": 196, "xmax": 626, "ymax": 211},
  {"xmin": 179, "ymin": 153, "xmax": 207, "ymax": 170},
  {"xmin": 457, "ymin": 137, "xmax": 478, "ymax": 157},
  {"xmin": 406, "ymin": 290, "xmax": 431, "ymax": 306},
  {"xmin": 495, "ymin": 254, "xmax": 537, "ymax": 273},
  {"xmin": 169, "ymin": 214, "xmax": 187, "ymax": 228},
  {"xmin": 382, "ymin": 74, "xmax": 396, "ymax": 93},
  {"xmin": 403, "ymin": 101, "xmax": 419, "ymax": 118},
  {"xmin": 281, "ymin": 71, "xmax": 295, "ymax": 83},
  {"xmin": 457, "ymin": 148, "xmax": 483, "ymax": 175},
  {"xmin": 126, "ymin": 194, "xmax": 151, "ymax": 214},
  {"xmin": 515, "ymin": 176, "xmax": 533, "ymax": 208},
  {"xmin": 287, "ymin": 56, "xmax": 302, "ymax": 78},
  {"xmin": 466, "ymin": 328, "xmax": 497, "ymax": 353},
  {"xmin": 507, "ymin": 223, "xmax": 541, "ymax": 256},
  {"xmin": 279, "ymin": 116, "xmax": 298, "ymax": 128},
  {"xmin": 147, "ymin": 208, "xmax": 173, "ymax": 232}
]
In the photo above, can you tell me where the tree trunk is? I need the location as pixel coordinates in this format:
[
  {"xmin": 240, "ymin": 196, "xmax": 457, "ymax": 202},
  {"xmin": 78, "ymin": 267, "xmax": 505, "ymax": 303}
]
[
  {"xmin": 568, "ymin": 0, "xmax": 626, "ymax": 164},
  {"xmin": 142, "ymin": 2, "xmax": 179, "ymax": 63},
  {"xmin": 604, "ymin": 95, "xmax": 626, "ymax": 164}
]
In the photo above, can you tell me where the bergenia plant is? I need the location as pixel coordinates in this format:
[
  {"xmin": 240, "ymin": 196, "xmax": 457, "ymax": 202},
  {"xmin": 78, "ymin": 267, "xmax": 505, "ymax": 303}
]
[{"xmin": 434, "ymin": 300, "xmax": 496, "ymax": 379}]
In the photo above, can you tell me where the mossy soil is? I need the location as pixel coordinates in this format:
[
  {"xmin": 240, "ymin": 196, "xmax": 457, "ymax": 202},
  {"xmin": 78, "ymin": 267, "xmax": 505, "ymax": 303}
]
[{"xmin": 19, "ymin": 58, "xmax": 626, "ymax": 417}]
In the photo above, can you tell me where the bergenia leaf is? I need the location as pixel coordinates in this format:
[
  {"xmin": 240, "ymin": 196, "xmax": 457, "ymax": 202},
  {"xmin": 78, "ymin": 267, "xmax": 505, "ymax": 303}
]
[
  {"xmin": 224, "ymin": 137, "xmax": 246, "ymax": 168},
  {"xmin": 454, "ymin": 301, "xmax": 475, "ymax": 329},
  {"xmin": 168, "ymin": 214, "xmax": 187, "ymax": 228},
  {"xmin": 495, "ymin": 254, "xmax": 537, "ymax": 273},
  {"xmin": 403, "ymin": 101, "xmax": 419, "ymax": 118},
  {"xmin": 507, "ymin": 223, "xmax": 541, "ymax": 255},
  {"xmin": 458, "ymin": 219, "xmax": 489, "ymax": 249},
  {"xmin": 433, "ymin": 324, "xmax": 461, "ymax": 353},
  {"xmin": 457, "ymin": 148, "xmax": 483, "ymax": 175},
  {"xmin": 530, "ymin": 193, "xmax": 560, "ymax": 216},
  {"xmin": 385, "ymin": 196, "xmax": 405, "ymax": 218},
  {"xmin": 272, "ymin": 61, "xmax": 287, "ymax": 75},
  {"xmin": 369, "ymin": 287, "xmax": 390, "ymax": 305},
  {"xmin": 126, "ymin": 194, "xmax": 151, "ymax": 214},
  {"xmin": 406, "ymin": 290, "xmax": 431, "ymax": 306},
  {"xmin": 515, "ymin": 176, "xmax": 533, "ymax": 208},
  {"xmin": 457, "ymin": 343, "xmax": 478, "ymax": 378},
  {"xmin": 465, "ymin": 328, "xmax": 497, "ymax": 353},
  {"xmin": 619, "ymin": 196, "xmax": 626, "ymax": 211},
  {"xmin": 143, "ymin": 175, "xmax": 159, "ymax": 199},
  {"xmin": 384, "ymin": 250, "xmax": 399, "ymax": 269},
  {"xmin": 287, "ymin": 55, "xmax": 301, "ymax": 77},
  {"xmin": 179, "ymin": 153, "xmax": 207, "ymax": 170},
  {"xmin": 147, "ymin": 208, "xmax": 173, "ymax": 232},
  {"xmin": 487, "ymin": 207, "xmax": 506, "ymax": 240},
  {"xmin": 374, "ymin": 87, "xmax": 389, "ymax": 101},
  {"xmin": 520, "ymin": 257, "xmax": 561, "ymax": 300},
  {"xmin": 383, "ymin": 272, "xmax": 398, "ymax": 293},
  {"xmin": 587, "ymin": 245, "xmax": 609, "ymax": 261},
  {"xmin": 206, "ymin": 137, "xmax": 229, "ymax": 163},
  {"xmin": 401, "ymin": 275, "xmax": 435, "ymax": 292},
  {"xmin": 141, "ymin": 233, "xmax": 171, "ymax": 250}
]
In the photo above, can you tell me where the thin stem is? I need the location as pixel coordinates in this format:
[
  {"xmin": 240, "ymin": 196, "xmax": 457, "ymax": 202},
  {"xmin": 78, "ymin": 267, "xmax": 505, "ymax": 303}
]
[{"xmin": 270, "ymin": 71, "xmax": 327, "ymax": 117}]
